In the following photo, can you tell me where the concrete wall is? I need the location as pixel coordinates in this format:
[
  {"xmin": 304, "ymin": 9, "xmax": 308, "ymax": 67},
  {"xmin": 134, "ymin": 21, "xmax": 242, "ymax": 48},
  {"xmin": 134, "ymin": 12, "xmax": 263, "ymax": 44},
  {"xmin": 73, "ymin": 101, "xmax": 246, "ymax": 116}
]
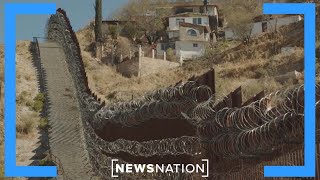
[
  {"xmin": 140, "ymin": 57, "xmax": 180, "ymax": 76},
  {"xmin": 168, "ymin": 30, "xmax": 180, "ymax": 39},
  {"xmin": 117, "ymin": 57, "xmax": 180, "ymax": 77},
  {"xmin": 176, "ymin": 41, "xmax": 207, "ymax": 60},
  {"xmin": 156, "ymin": 43, "xmax": 175, "ymax": 56},
  {"xmin": 225, "ymin": 15, "xmax": 302, "ymax": 40}
]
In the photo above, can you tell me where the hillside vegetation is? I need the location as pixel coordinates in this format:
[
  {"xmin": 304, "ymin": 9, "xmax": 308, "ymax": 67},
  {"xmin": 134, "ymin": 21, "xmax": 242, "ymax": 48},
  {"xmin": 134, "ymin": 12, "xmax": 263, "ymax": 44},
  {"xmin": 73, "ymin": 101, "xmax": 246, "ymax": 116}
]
[{"xmin": 76, "ymin": 17, "xmax": 312, "ymax": 103}]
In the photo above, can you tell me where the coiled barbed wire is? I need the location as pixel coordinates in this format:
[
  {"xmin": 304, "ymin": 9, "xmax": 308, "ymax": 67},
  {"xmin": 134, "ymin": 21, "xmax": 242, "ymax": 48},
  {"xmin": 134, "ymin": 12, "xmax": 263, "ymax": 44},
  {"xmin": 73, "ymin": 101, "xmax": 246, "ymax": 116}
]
[
  {"xmin": 192, "ymin": 84, "xmax": 319, "ymax": 138},
  {"xmin": 92, "ymin": 81, "xmax": 212, "ymax": 129}
]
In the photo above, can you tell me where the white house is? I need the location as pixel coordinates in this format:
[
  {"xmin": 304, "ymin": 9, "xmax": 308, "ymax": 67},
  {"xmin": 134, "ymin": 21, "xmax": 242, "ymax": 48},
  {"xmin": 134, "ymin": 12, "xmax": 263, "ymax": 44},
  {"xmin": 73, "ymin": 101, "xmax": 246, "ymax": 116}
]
[
  {"xmin": 157, "ymin": 12, "xmax": 214, "ymax": 60},
  {"xmin": 225, "ymin": 15, "xmax": 303, "ymax": 40}
]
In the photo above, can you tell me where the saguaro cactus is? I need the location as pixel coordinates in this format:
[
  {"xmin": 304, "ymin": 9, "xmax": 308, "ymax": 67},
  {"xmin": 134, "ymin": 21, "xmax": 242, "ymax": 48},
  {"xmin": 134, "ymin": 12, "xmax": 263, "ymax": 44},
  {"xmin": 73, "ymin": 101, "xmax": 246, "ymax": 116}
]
[{"xmin": 95, "ymin": 0, "xmax": 103, "ymax": 59}]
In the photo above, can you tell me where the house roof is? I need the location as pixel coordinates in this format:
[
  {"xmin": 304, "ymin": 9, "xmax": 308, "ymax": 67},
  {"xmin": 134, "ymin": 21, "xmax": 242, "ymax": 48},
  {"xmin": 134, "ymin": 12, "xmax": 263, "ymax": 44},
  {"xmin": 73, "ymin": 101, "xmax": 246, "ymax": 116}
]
[
  {"xmin": 168, "ymin": 12, "xmax": 209, "ymax": 18},
  {"xmin": 253, "ymin": 14, "xmax": 301, "ymax": 23},
  {"xmin": 156, "ymin": 3, "xmax": 220, "ymax": 9},
  {"xmin": 179, "ymin": 22, "xmax": 211, "ymax": 33}
]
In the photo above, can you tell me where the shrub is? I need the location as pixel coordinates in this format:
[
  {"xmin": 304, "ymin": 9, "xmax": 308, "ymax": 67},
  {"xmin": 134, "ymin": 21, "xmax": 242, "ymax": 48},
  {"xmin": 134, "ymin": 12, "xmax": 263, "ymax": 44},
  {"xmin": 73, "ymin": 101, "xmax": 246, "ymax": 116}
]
[
  {"xmin": 16, "ymin": 91, "xmax": 29, "ymax": 105},
  {"xmin": 166, "ymin": 48, "xmax": 176, "ymax": 62},
  {"xmin": 108, "ymin": 25, "xmax": 119, "ymax": 39},
  {"xmin": 38, "ymin": 118, "xmax": 49, "ymax": 130},
  {"xmin": 34, "ymin": 93, "xmax": 45, "ymax": 102},
  {"xmin": 26, "ymin": 100, "xmax": 33, "ymax": 108},
  {"xmin": 32, "ymin": 93, "xmax": 45, "ymax": 112},
  {"xmin": 16, "ymin": 118, "xmax": 35, "ymax": 135},
  {"xmin": 255, "ymin": 67, "xmax": 268, "ymax": 78},
  {"xmin": 106, "ymin": 91, "xmax": 117, "ymax": 99},
  {"xmin": 39, "ymin": 158, "xmax": 55, "ymax": 166},
  {"xmin": 32, "ymin": 101, "xmax": 44, "ymax": 112}
]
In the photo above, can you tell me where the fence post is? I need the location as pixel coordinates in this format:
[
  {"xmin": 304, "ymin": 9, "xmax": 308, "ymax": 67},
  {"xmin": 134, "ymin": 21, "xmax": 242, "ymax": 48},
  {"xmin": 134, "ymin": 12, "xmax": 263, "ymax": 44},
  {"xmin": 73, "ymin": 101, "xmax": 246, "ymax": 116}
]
[
  {"xmin": 138, "ymin": 45, "xmax": 142, "ymax": 77},
  {"xmin": 111, "ymin": 46, "xmax": 115, "ymax": 65},
  {"xmin": 179, "ymin": 53, "xmax": 183, "ymax": 66},
  {"xmin": 152, "ymin": 49, "xmax": 155, "ymax": 59},
  {"xmin": 129, "ymin": 50, "xmax": 132, "ymax": 59},
  {"xmin": 164, "ymin": 51, "xmax": 166, "ymax": 61}
]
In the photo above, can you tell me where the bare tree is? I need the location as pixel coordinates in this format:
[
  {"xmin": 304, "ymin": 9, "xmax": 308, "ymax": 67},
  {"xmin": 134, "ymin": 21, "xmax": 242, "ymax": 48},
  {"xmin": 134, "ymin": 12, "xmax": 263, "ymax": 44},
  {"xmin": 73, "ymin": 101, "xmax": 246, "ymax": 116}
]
[{"xmin": 115, "ymin": 0, "xmax": 172, "ymax": 45}]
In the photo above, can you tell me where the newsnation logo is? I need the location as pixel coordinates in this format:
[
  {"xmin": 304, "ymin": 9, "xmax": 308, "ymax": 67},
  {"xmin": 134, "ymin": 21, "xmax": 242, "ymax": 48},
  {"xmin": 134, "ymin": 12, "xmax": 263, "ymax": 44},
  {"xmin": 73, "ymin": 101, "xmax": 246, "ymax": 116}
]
[{"xmin": 111, "ymin": 159, "xmax": 209, "ymax": 178}]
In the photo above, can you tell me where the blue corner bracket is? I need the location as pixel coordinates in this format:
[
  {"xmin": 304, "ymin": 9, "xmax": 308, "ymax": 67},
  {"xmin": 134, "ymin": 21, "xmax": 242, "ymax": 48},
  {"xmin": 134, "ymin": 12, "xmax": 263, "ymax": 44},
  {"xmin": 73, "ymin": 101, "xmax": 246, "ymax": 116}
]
[
  {"xmin": 4, "ymin": 3, "xmax": 57, "ymax": 177},
  {"xmin": 263, "ymin": 3, "xmax": 316, "ymax": 178}
]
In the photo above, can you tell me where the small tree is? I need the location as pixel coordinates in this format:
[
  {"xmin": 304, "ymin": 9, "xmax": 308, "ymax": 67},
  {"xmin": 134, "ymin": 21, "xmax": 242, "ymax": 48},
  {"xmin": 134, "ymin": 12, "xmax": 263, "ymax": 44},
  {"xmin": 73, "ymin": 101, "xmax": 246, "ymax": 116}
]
[
  {"xmin": 108, "ymin": 25, "xmax": 119, "ymax": 40},
  {"xmin": 223, "ymin": 0, "xmax": 262, "ymax": 43},
  {"xmin": 123, "ymin": 22, "xmax": 139, "ymax": 41},
  {"xmin": 115, "ymin": 0, "xmax": 172, "ymax": 45}
]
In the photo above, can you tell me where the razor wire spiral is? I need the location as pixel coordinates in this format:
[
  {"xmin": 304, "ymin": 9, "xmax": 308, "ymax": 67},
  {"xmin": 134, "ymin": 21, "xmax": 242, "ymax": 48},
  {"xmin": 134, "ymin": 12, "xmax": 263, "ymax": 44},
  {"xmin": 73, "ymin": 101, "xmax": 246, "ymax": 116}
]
[
  {"xmin": 92, "ymin": 81, "xmax": 212, "ymax": 129},
  {"xmin": 193, "ymin": 84, "xmax": 319, "ymax": 158}
]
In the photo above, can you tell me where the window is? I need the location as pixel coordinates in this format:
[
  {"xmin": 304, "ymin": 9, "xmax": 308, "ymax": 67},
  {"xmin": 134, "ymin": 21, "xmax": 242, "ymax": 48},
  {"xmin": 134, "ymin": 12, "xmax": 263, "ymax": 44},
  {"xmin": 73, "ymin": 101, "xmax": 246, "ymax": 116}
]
[
  {"xmin": 193, "ymin": 18, "xmax": 202, "ymax": 25},
  {"xmin": 161, "ymin": 44, "xmax": 165, "ymax": 51},
  {"xmin": 193, "ymin": 43, "xmax": 198, "ymax": 47},
  {"xmin": 200, "ymin": 7, "xmax": 204, "ymax": 13},
  {"xmin": 176, "ymin": 18, "xmax": 185, "ymax": 25},
  {"xmin": 262, "ymin": 22, "xmax": 268, "ymax": 32},
  {"xmin": 187, "ymin": 29, "xmax": 197, "ymax": 36}
]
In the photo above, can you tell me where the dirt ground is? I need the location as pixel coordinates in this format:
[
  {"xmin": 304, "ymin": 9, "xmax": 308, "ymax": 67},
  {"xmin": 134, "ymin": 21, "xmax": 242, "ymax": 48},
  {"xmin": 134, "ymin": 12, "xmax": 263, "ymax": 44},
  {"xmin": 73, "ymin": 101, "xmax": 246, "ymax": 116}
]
[{"xmin": 0, "ymin": 41, "xmax": 42, "ymax": 178}]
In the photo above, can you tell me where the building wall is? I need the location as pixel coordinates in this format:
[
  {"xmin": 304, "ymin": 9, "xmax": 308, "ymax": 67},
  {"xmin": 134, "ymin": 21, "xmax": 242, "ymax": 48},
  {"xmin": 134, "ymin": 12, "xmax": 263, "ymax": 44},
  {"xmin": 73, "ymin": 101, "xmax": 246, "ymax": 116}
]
[
  {"xmin": 207, "ymin": 6, "xmax": 218, "ymax": 17},
  {"xmin": 156, "ymin": 42, "xmax": 176, "ymax": 56},
  {"xmin": 179, "ymin": 26, "xmax": 206, "ymax": 41},
  {"xmin": 168, "ymin": 30, "xmax": 180, "ymax": 39},
  {"xmin": 117, "ymin": 57, "xmax": 180, "ymax": 77},
  {"xmin": 168, "ymin": 16, "xmax": 209, "ymax": 31},
  {"xmin": 225, "ymin": 15, "xmax": 302, "ymax": 40},
  {"xmin": 140, "ymin": 57, "xmax": 180, "ymax": 76},
  {"xmin": 176, "ymin": 41, "xmax": 207, "ymax": 60}
]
